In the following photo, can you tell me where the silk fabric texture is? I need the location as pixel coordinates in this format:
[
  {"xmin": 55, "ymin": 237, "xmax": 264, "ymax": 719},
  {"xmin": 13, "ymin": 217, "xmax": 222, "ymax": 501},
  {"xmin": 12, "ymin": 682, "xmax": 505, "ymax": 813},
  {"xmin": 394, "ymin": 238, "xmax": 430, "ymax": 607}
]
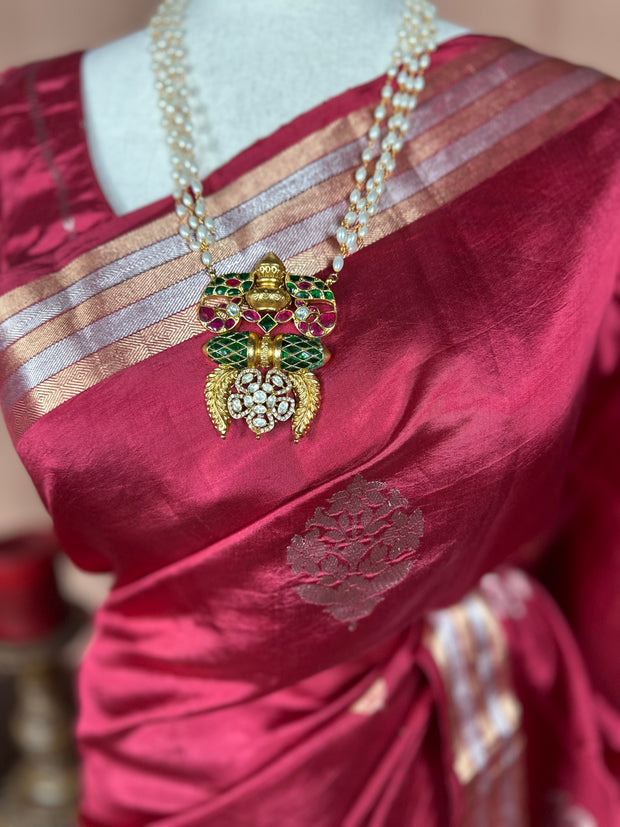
[{"xmin": 1, "ymin": 33, "xmax": 620, "ymax": 825}]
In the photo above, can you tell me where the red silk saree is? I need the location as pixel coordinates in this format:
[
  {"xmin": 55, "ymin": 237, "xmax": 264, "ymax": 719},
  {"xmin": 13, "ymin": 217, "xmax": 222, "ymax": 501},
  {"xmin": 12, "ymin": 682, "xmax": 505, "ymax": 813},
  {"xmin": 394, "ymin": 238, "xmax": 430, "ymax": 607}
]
[{"xmin": 1, "ymin": 33, "xmax": 619, "ymax": 825}]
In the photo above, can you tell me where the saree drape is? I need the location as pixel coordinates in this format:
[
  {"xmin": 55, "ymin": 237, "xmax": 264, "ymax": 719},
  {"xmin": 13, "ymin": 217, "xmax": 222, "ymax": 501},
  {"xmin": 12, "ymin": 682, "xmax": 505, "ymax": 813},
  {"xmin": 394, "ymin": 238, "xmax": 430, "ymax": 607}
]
[{"xmin": 0, "ymin": 33, "xmax": 619, "ymax": 825}]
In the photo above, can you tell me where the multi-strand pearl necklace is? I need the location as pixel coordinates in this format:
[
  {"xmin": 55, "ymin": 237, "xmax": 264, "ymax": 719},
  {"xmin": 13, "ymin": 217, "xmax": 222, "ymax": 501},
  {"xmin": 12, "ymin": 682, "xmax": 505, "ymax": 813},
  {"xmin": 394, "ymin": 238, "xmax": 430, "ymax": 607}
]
[{"xmin": 149, "ymin": 0, "xmax": 438, "ymax": 442}]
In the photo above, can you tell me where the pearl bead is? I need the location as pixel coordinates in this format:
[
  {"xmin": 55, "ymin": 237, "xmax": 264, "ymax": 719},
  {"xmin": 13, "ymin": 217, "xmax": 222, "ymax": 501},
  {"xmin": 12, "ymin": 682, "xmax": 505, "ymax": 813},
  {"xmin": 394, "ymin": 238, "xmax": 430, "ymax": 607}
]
[
  {"xmin": 362, "ymin": 148, "xmax": 373, "ymax": 163},
  {"xmin": 188, "ymin": 215, "xmax": 199, "ymax": 229},
  {"xmin": 336, "ymin": 227, "xmax": 347, "ymax": 244},
  {"xmin": 346, "ymin": 232, "xmax": 357, "ymax": 251},
  {"xmin": 374, "ymin": 105, "xmax": 387, "ymax": 120},
  {"xmin": 368, "ymin": 125, "xmax": 380, "ymax": 141},
  {"xmin": 358, "ymin": 225, "xmax": 368, "ymax": 239},
  {"xmin": 414, "ymin": 76, "xmax": 425, "ymax": 92},
  {"xmin": 358, "ymin": 211, "xmax": 369, "ymax": 224},
  {"xmin": 355, "ymin": 167, "xmax": 367, "ymax": 184},
  {"xmin": 381, "ymin": 85, "xmax": 393, "ymax": 98},
  {"xmin": 345, "ymin": 211, "xmax": 358, "ymax": 225},
  {"xmin": 188, "ymin": 239, "xmax": 201, "ymax": 252},
  {"xmin": 333, "ymin": 255, "xmax": 344, "ymax": 272},
  {"xmin": 350, "ymin": 189, "xmax": 361, "ymax": 204},
  {"xmin": 175, "ymin": 203, "xmax": 187, "ymax": 217},
  {"xmin": 178, "ymin": 225, "xmax": 190, "ymax": 238},
  {"xmin": 201, "ymin": 250, "xmax": 212, "ymax": 266}
]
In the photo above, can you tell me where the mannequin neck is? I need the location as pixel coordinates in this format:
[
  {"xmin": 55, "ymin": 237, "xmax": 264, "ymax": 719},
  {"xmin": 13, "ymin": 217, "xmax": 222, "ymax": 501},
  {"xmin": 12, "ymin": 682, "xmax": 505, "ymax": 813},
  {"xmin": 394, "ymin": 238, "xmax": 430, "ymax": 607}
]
[{"xmin": 81, "ymin": 2, "xmax": 470, "ymax": 215}]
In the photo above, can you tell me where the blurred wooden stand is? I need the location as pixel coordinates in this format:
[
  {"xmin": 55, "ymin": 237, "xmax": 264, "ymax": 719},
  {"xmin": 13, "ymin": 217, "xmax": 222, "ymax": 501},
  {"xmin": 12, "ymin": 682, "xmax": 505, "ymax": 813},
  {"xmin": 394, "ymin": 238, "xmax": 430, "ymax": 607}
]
[{"xmin": 0, "ymin": 536, "xmax": 81, "ymax": 827}]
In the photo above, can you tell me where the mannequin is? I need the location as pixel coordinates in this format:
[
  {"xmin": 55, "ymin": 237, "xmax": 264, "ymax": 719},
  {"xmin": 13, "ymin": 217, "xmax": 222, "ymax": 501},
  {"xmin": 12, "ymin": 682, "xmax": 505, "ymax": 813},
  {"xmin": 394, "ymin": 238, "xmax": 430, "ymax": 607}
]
[{"xmin": 81, "ymin": 0, "xmax": 469, "ymax": 217}]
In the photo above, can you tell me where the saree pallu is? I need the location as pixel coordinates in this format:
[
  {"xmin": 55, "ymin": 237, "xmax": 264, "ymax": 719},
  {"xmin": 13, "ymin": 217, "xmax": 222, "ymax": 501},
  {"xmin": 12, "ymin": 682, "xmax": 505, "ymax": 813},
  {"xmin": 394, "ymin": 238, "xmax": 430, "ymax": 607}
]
[{"xmin": 0, "ymin": 33, "xmax": 619, "ymax": 825}]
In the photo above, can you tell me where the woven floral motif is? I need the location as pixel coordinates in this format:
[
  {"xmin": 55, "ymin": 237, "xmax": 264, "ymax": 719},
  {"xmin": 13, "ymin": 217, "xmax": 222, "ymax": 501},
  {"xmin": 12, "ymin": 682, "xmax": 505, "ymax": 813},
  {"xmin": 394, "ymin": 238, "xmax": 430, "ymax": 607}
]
[{"xmin": 286, "ymin": 475, "xmax": 424, "ymax": 630}]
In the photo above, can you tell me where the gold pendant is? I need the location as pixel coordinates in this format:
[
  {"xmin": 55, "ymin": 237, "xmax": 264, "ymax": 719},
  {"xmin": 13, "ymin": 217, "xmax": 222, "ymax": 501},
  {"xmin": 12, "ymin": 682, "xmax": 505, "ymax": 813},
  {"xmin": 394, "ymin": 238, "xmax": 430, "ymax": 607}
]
[{"xmin": 198, "ymin": 253, "xmax": 336, "ymax": 441}]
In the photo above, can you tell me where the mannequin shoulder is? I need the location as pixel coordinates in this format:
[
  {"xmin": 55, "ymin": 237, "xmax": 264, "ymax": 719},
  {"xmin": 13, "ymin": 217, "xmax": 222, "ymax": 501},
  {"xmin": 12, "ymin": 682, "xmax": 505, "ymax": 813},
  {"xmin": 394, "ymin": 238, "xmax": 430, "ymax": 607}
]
[
  {"xmin": 82, "ymin": 28, "xmax": 148, "ymax": 81},
  {"xmin": 80, "ymin": 26, "xmax": 167, "ymax": 214},
  {"xmin": 82, "ymin": 29, "xmax": 152, "ymax": 121}
]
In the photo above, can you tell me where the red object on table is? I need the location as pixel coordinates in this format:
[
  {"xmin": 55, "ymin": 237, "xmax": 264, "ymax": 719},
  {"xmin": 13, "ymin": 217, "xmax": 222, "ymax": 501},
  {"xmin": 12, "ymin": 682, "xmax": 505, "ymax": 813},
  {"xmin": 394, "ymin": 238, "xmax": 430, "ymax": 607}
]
[{"xmin": 0, "ymin": 534, "xmax": 67, "ymax": 643}]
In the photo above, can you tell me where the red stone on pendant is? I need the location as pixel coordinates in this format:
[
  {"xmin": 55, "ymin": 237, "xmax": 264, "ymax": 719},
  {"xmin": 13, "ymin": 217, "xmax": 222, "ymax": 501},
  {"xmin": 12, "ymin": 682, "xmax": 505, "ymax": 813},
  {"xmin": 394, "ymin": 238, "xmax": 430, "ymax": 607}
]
[
  {"xmin": 319, "ymin": 312, "xmax": 336, "ymax": 328},
  {"xmin": 309, "ymin": 322, "xmax": 324, "ymax": 337},
  {"xmin": 226, "ymin": 278, "xmax": 241, "ymax": 287},
  {"xmin": 199, "ymin": 305, "xmax": 215, "ymax": 323},
  {"xmin": 224, "ymin": 318, "xmax": 237, "ymax": 330},
  {"xmin": 275, "ymin": 310, "xmax": 293, "ymax": 323},
  {"xmin": 207, "ymin": 318, "xmax": 224, "ymax": 332},
  {"xmin": 243, "ymin": 310, "xmax": 261, "ymax": 322},
  {"xmin": 297, "ymin": 322, "xmax": 308, "ymax": 334}
]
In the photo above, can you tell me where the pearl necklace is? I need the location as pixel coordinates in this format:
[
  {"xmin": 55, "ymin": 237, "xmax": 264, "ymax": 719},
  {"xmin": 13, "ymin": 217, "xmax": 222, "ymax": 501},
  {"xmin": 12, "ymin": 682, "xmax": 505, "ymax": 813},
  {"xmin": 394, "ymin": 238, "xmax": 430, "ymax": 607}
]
[{"xmin": 149, "ymin": 0, "xmax": 438, "ymax": 442}]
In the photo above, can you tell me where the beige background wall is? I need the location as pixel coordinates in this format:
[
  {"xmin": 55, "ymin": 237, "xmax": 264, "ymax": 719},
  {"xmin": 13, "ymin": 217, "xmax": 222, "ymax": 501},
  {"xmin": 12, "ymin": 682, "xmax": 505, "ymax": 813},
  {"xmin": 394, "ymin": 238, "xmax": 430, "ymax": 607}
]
[{"xmin": 0, "ymin": 0, "xmax": 618, "ymax": 541}]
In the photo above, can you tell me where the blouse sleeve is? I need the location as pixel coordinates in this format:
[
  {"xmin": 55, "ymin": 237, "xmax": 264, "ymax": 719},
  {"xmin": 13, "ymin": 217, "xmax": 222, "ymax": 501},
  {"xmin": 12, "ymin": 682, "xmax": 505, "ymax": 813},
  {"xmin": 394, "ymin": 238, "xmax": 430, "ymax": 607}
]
[{"xmin": 548, "ymin": 245, "xmax": 620, "ymax": 711}]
